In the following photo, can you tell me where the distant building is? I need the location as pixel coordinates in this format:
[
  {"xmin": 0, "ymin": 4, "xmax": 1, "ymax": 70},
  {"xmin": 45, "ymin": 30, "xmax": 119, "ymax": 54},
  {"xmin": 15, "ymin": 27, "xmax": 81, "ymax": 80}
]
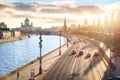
[
  {"xmin": 84, "ymin": 18, "xmax": 88, "ymax": 26},
  {"xmin": 0, "ymin": 22, "xmax": 7, "ymax": 28},
  {"xmin": 63, "ymin": 18, "xmax": 67, "ymax": 32},
  {"xmin": 11, "ymin": 31, "xmax": 21, "ymax": 37},
  {"xmin": 70, "ymin": 24, "xmax": 77, "ymax": 29},
  {"xmin": 0, "ymin": 22, "xmax": 10, "ymax": 39},
  {"xmin": 0, "ymin": 31, "xmax": 11, "ymax": 39},
  {"xmin": 20, "ymin": 18, "xmax": 33, "ymax": 30}
]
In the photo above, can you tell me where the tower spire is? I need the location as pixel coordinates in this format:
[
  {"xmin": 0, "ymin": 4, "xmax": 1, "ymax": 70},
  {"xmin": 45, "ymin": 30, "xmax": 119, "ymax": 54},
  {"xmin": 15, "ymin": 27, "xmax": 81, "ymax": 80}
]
[{"xmin": 63, "ymin": 17, "xmax": 67, "ymax": 32}]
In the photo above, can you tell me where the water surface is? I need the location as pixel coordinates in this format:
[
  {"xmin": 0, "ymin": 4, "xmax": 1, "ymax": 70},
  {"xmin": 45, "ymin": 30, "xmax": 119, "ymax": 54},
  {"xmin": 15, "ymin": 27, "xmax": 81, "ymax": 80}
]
[{"xmin": 0, "ymin": 35, "xmax": 66, "ymax": 76}]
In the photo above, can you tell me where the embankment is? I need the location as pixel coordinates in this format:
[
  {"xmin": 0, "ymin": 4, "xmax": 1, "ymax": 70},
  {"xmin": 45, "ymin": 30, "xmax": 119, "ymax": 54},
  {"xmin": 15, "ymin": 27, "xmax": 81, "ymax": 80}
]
[
  {"xmin": 0, "ymin": 36, "xmax": 28, "ymax": 44},
  {"xmin": 0, "ymin": 43, "xmax": 71, "ymax": 80}
]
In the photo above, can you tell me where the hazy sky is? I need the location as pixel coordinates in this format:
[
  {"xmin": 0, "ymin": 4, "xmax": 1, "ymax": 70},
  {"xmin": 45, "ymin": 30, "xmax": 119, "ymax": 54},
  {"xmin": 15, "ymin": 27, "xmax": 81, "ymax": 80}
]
[{"xmin": 0, "ymin": 0, "xmax": 120, "ymax": 28}]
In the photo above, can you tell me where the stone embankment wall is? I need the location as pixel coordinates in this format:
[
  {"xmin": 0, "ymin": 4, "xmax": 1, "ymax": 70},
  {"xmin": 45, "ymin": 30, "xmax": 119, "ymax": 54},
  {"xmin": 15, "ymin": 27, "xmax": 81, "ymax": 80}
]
[{"xmin": 0, "ymin": 36, "xmax": 28, "ymax": 44}]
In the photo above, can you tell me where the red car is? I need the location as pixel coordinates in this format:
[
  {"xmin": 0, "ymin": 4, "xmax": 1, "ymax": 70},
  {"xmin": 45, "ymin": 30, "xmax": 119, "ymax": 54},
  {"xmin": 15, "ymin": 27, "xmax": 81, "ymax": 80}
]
[
  {"xmin": 79, "ymin": 51, "xmax": 84, "ymax": 56},
  {"xmin": 72, "ymin": 50, "xmax": 76, "ymax": 55},
  {"xmin": 94, "ymin": 52, "xmax": 99, "ymax": 57},
  {"xmin": 85, "ymin": 53, "xmax": 91, "ymax": 58}
]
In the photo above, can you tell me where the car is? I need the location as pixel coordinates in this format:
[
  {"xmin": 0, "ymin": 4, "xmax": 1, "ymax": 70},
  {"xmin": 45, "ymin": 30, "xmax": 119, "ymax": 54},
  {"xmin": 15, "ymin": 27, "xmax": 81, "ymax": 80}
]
[
  {"xmin": 85, "ymin": 53, "xmax": 91, "ymax": 58},
  {"xmin": 94, "ymin": 52, "xmax": 100, "ymax": 57},
  {"xmin": 84, "ymin": 40, "xmax": 87, "ymax": 44},
  {"xmin": 72, "ymin": 49, "xmax": 76, "ymax": 55},
  {"xmin": 79, "ymin": 51, "xmax": 84, "ymax": 56}
]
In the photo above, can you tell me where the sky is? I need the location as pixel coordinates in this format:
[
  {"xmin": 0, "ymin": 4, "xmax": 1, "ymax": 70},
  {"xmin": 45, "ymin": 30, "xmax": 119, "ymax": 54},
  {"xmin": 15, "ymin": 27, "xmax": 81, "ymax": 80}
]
[{"xmin": 0, "ymin": 0, "xmax": 120, "ymax": 28}]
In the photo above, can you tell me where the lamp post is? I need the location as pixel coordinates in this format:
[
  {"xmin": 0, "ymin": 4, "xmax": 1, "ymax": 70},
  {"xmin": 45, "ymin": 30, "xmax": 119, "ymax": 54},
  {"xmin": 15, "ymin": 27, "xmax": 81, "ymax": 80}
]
[
  {"xmin": 59, "ymin": 31, "xmax": 61, "ymax": 55},
  {"xmin": 67, "ymin": 37, "xmax": 69, "ymax": 48},
  {"xmin": 110, "ymin": 46, "xmax": 113, "ymax": 68},
  {"xmin": 39, "ymin": 33, "xmax": 42, "ymax": 74}
]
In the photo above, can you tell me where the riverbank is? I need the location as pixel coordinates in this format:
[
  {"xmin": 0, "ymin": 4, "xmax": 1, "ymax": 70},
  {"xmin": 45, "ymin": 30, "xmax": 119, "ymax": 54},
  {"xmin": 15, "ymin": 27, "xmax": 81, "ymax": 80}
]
[
  {"xmin": 0, "ymin": 36, "xmax": 28, "ymax": 44},
  {"xmin": 0, "ymin": 43, "xmax": 72, "ymax": 80}
]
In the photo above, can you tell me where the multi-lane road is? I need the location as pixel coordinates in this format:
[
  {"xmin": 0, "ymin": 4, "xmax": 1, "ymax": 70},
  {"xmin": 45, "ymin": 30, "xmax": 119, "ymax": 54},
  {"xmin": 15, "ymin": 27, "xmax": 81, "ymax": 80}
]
[{"xmin": 43, "ymin": 36, "xmax": 110, "ymax": 80}]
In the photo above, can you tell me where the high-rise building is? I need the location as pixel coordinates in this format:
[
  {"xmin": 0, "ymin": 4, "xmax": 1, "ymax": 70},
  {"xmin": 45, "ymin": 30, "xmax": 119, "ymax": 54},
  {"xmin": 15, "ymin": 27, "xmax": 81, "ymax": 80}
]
[
  {"xmin": 63, "ymin": 18, "xmax": 67, "ymax": 32},
  {"xmin": 97, "ymin": 17, "xmax": 102, "ymax": 28},
  {"xmin": 84, "ymin": 18, "xmax": 88, "ymax": 26}
]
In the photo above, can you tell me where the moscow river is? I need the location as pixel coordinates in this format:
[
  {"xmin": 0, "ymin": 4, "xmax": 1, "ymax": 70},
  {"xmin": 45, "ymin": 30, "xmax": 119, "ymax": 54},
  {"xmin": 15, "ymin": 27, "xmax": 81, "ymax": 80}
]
[{"xmin": 0, "ymin": 35, "xmax": 66, "ymax": 77}]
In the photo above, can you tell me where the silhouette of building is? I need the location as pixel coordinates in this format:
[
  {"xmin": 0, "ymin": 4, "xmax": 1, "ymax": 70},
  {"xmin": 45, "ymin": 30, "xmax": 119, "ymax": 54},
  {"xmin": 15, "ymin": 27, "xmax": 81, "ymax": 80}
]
[
  {"xmin": 0, "ymin": 22, "xmax": 7, "ymax": 28},
  {"xmin": 84, "ymin": 18, "xmax": 88, "ymax": 26},
  {"xmin": 104, "ymin": 15, "xmax": 109, "ymax": 30},
  {"xmin": 63, "ymin": 18, "xmax": 67, "ymax": 32},
  {"xmin": 92, "ymin": 18, "xmax": 95, "ymax": 27},
  {"xmin": 0, "ymin": 22, "xmax": 9, "ymax": 32},
  {"xmin": 20, "ymin": 18, "xmax": 33, "ymax": 30},
  {"xmin": 97, "ymin": 17, "xmax": 102, "ymax": 29}
]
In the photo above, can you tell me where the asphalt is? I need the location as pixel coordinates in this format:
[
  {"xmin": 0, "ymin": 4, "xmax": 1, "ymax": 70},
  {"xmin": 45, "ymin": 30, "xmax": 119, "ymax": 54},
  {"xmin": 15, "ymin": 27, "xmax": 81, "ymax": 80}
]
[{"xmin": 40, "ymin": 36, "xmax": 110, "ymax": 80}]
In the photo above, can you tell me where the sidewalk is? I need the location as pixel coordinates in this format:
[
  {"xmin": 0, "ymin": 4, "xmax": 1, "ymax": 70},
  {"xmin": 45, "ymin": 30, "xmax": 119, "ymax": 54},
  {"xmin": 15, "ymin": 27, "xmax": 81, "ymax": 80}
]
[
  {"xmin": 111, "ymin": 56, "xmax": 120, "ymax": 76},
  {"xmin": 89, "ymin": 37, "xmax": 120, "ymax": 77},
  {"xmin": 80, "ymin": 35, "xmax": 120, "ymax": 77},
  {"xmin": 0, "ymin": 43, "xmax": 72, "ymax": 80}
]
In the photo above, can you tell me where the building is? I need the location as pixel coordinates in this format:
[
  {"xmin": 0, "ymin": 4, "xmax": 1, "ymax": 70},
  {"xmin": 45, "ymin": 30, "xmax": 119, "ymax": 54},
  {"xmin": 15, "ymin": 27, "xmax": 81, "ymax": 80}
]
[
  {"xmin": 20, "ymin": 18, "xmax": 33, "ymax": 30},
  {"xmin": 84, "ymin": 18, "xmax": 88, "ymax": 26},
  {"xmin": 63, "ymin": 18, "xmax": 67, "ymax": 33},
  {"xmin": 0, "ymin": 22, "xmax": 7, "ymax": 28},
  {"xmin": 11, "ymin": 31, "xmax": 21, "ymax": 37},
  {"xmin": 0, "ymin": 31, "xmax": 11, "ymax": 39}
]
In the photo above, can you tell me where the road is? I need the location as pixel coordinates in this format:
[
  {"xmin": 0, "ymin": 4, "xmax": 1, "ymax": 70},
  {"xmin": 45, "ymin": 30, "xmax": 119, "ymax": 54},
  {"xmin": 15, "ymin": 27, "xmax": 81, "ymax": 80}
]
[{"xmin": 43, "ymin": 36, "xmax": 110, "ymax": 80}]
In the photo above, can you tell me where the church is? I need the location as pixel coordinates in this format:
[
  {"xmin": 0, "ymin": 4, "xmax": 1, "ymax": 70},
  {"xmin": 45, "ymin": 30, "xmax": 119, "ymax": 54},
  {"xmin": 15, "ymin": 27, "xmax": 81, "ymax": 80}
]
[{"xmin": 20, "ymin": 18, "xmax": 33, "ymax": 30}]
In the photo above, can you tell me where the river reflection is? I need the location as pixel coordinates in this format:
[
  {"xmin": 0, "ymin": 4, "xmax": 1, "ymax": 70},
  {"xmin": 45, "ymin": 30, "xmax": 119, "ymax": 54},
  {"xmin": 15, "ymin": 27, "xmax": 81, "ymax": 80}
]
[{"xmin": 0, "ymin": 35, "xmax": 66, "ymax": 76}]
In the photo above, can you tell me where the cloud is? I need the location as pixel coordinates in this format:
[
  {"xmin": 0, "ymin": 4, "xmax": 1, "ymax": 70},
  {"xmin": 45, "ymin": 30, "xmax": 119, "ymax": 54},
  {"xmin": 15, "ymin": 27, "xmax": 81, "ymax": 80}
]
[
  {"xmin": 1, "ymin": 1, "xmax": 120, "ymax": 28},
  {"xmin": 39, "ymin": 3, "xmax": 103, "ymax": 15},
  {"xmin": 42, "ymin": 17, "xmax": 77, "ymax": 23},
  {"xmin": 105, "ymin": 1, "xmax": 120, "ymax": 13},
  {"xmin": 76, "ymin": 5, "xmax": 104, "ymax": 15},
  {"xmin": 12, "ymin": 2, "xmax": 36, "ymax": 12},
  {"xmin": 0, "ymin": 3, "xmax": 10, "ymax": 10}
]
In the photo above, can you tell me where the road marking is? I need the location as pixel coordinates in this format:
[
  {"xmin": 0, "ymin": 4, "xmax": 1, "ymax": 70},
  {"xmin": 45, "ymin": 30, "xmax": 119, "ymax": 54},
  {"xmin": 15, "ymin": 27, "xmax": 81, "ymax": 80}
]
[
  {"xmin": 68, "ymin": 57, "xmax": 77, "ymax": 80},
  {"xmin": 84, "ymin": 76, "xmax": 86, "ymax": 80},
  {"xmin": 71, "ymin": 59, "xmax": 76, "ymax": 73}
]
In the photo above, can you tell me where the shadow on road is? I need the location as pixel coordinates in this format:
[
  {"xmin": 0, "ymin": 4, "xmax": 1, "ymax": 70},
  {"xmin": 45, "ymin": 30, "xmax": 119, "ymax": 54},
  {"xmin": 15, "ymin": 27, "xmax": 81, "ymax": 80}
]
[{"xmin": 42, "ymin": 55, "xmax": 59, "ymax": 62}]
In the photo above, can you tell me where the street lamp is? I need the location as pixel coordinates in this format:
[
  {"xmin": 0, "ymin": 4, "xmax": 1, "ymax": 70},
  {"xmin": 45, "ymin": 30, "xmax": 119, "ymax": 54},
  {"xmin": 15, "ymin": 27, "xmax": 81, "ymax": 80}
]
[
  {"xmin": 59, "ymin": 31, "xmax": 61, "ymax": 55},
  {"xmin": 67, "ymin": 37, "xmax": 69, "ymax": 48},
  {"xmin": 39, "ymin": 33, "xmax": 42, "ymax": 74}
]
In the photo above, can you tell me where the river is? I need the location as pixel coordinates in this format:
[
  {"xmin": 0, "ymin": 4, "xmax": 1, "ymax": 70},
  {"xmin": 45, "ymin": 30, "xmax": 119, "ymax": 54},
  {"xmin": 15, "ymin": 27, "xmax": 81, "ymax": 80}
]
[{"xmin": 0, "ymin": 35, "xmax": 66, "ymax": 77}]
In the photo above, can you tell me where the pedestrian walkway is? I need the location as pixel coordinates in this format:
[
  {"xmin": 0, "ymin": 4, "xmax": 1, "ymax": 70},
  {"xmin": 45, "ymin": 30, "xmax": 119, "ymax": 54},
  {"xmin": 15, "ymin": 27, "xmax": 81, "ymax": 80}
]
[
  {"xmin": 80, "ymin": 35, "xmax": 120, "ymax": 78},
  {"xmin": 111, "ymin": 56, "xmax": 120, "ymax": 76},
  {"xmin": 90, "ymin": 37, "xmax": 120, "ymax": 77},
  {"xmin": 0, "ymin": 43, "xmax": 72, "ymax": 80}
]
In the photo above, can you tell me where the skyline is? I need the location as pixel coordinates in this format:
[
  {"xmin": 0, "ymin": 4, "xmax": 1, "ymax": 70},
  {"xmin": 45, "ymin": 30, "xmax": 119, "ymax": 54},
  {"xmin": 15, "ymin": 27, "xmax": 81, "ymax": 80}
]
[{"xmin": 0, "ymin": 0, "xmax": 120, "ymax": 28}]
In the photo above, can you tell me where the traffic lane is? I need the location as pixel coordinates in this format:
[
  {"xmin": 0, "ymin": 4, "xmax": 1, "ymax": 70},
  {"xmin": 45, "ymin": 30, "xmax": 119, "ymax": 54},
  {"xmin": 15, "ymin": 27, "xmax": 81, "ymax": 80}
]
[
  {"xmin": 43, "ymin": 37, "xmax": 108, "ymax": 80},
  {"xmin": 83, "ymin": 51, "xmax": 109, "ymax": 80},
  {"xmin": 43, "ymin": 43, "xmax": 79, "ymax": 80},
  {"xmin": 76, "ymin": 43, "xmax": 102, "ymax": 80},
  {"xmin": 55, "ymin": 44, "xmax": 81, "ymax": 80},
  {"xmin": 69, "ymin": 42, "xmax": 97, "ymax": 80},
  {"xmin": 43, "ymin": 47, "xmax": 71, "ymax": 80},
  {"xmin": 55, "ymin": 51, "xmax": 77, "ymax": 80},
  {"xmin": 71, "ymin": 50, "xmax": 92, "ymax": 80},
  {"xmin": 66, "ymin": 39, "xmax": 97, "ymax": 80},
  {"xmin": 43, "ymin": 50, "xmax": 71, "ymax": 80},
  {"xmin": 75, "ymin": 36, "xmax": 109, "ymax": 80}
]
